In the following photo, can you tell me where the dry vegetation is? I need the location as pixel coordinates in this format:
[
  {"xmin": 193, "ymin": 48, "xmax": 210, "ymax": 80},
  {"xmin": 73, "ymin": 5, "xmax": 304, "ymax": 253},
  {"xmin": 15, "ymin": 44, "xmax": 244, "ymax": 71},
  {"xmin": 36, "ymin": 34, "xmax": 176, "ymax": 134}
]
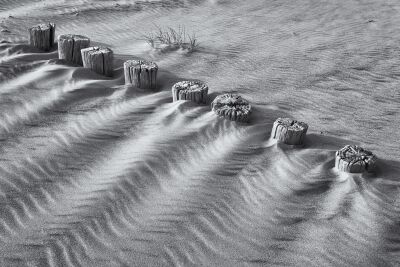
[{"xmin": 143, "ymin": 25, "xmax": 199, "ymax": 52}]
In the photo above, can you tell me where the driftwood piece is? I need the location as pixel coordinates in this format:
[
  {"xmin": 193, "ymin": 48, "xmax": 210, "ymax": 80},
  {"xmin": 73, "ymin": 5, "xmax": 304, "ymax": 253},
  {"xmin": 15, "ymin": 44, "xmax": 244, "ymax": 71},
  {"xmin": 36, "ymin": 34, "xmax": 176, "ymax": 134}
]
[
  {"xmin": 271, "ymin": 118, "xmax": 308, "ymax": 145},
  {"xmin": 124, "ymin": 60, "xmax": 158, "ymax": 89},
  {"xmin": 28, "ymin": 23, "xmax": 55, "ymax": 51},
  {"xmin": 81, "ymin": 47, "xmax": 113, "ymax": 77},
  {"xmin": 211, "ymin": 93, "xmax": 251, "ymax": 122},
  {"xmin": 335, "ymin": 145, "xmax": 377, "ymax": 173},
  {"xmin": 58, "ymin": 34, "xmax": 90, "ymax": 65},
  {"xmin": 172, "ymin": 81, "xmax": 208, "ymax": 104}
]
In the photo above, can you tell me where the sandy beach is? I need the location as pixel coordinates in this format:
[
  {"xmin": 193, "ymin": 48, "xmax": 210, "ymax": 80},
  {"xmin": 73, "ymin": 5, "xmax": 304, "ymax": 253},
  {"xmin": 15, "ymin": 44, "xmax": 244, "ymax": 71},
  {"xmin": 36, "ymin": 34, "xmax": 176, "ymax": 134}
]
[{"xmin": 0, "ymin": 0, "xmax": 399, "ymax": 266}]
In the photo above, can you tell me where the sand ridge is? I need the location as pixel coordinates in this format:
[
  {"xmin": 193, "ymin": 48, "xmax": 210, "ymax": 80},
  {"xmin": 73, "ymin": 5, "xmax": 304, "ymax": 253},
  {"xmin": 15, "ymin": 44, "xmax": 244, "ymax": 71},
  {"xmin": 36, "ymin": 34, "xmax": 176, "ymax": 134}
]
[{"xmin": 0, "ymin": 0, "xmax": 399, "ymax": 266}]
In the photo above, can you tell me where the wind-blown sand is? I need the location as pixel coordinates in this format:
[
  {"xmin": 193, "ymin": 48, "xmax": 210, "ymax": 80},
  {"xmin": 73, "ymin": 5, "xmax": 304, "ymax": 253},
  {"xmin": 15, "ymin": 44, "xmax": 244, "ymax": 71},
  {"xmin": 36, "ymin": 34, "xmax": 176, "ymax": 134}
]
[{"xmin": 0, "ymin": 0, "xmax": 399, "ymax": 266}]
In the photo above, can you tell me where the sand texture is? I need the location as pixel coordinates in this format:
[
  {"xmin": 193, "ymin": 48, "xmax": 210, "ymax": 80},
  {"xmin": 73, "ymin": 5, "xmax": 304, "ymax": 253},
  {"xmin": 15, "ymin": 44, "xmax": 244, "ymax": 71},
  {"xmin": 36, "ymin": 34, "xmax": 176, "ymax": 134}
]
[{"xmin": 0, "ymin": 0, "xmax": 400, "ymax": 266}]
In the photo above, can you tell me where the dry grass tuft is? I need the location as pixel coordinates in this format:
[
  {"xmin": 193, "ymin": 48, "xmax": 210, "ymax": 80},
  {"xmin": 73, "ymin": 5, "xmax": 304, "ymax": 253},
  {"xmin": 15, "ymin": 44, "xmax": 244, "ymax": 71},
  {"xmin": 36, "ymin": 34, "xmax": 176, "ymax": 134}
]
[{"xmin": 143, "ymin": 25, "xmax": 199, "ymax": 52}]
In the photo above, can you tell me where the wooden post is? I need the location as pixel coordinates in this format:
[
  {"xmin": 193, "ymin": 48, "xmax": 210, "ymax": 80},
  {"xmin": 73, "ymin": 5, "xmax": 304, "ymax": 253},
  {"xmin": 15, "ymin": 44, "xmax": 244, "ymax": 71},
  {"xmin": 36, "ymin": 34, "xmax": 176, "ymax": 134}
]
[
  {"xmin": 28, "ymin": 23, "xmax": 55, "ymax": 51},
  {"xmin": 271, "ymin": 118, "xmax": 308, "ymax": 145},
  {"xmin": 211, "ymin": 93, "xmax": 251, "ymax": 122},
  {"xmin": 58, "ymin": 34, "xmax": 90, "ymax": 65},
  {"xmin": 172, "ymin": 81, "xmax": 208, "ymax": 104},
  {"xmin": 81, "ymin": 47, "xmax": 113, "ymax": 77},
  {"xmin": 335, "ymin": 145, "xmax": 377, "ymax": 173},
  {"xmin": 124, "ymin": 60, "xmax": 158, "ymax": 89}
]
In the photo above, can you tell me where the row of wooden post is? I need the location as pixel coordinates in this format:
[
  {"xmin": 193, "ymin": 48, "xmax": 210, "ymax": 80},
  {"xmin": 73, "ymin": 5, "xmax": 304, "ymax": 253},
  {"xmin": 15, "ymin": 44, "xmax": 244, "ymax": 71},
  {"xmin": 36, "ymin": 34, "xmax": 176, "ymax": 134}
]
[
  {"xmin": 28, "ymin": 23, "xmax": 378, "ymax": 175},
  {"xmin": 28, "ymin": 23, "xmax": 157, "ymax": 87}
]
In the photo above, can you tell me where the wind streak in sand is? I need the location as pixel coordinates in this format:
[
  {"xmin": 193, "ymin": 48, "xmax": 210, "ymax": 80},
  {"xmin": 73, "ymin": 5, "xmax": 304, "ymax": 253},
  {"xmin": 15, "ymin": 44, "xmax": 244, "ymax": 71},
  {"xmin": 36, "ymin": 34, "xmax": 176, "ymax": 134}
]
[
  {"xmin": 0, "ymin": 93, "xmax": 170, "ymax": 235},
  {"xmin": 231, "ymin": 146, "xmax": 400, "ymax": 266},
  {"xmin": 0, "ymin": 58, "xmax": 77, "ymax": 134},
  {"xmin": 1, "ymin": 0, "xmax": 400, "ymax": 265},
  {"xmin": 0, "ymin": 98, "xmax": 256, "ymax": 265}
]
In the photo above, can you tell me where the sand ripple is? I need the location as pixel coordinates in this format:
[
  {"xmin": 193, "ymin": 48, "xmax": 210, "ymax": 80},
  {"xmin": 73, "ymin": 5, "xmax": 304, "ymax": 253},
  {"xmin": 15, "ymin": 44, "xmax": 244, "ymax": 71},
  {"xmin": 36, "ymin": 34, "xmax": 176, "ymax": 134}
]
[{"xmin": 0, "ymin": 0, "xmax": 400, "ymax": 266}]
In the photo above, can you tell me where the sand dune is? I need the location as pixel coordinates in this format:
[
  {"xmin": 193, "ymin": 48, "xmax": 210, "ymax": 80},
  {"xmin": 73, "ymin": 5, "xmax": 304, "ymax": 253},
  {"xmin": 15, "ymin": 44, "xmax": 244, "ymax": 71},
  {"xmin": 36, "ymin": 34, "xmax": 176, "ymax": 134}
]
[{"xmin": 0, "ymin": 0, "xmax": 399, "ymax": 266}]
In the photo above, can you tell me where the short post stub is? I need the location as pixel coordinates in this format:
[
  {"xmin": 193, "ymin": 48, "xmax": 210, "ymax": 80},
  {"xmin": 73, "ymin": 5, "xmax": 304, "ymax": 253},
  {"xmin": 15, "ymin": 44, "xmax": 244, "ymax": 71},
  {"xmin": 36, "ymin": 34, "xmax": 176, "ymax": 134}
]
[
  {"xmin": 58, "ymin": 34, "xmax": 90, "ymax": 65},
  {"xmin": 172, "ymin": 81, "xmax": 208, "ymax": 104},
  {"xmin": 124, "ymin": 60, "xmax": 158, "ymax": 89},
  {"xmin": 211, "ymin": 93, "xmax": 251, "ymax": 122},
  {"xmin": 335, "ymin": 145, "xmax": 377, "ymax": 173},
  {"xmin": 28, "ymin": 23, "xmax": 56, "ymax": 51},
  {"xmin": 271, "ymin": 118, "xmax": 308, "ymax": 145},
  {"xmin": 81, "ymin": 46, "xmax": 113, "ymax": 77}
]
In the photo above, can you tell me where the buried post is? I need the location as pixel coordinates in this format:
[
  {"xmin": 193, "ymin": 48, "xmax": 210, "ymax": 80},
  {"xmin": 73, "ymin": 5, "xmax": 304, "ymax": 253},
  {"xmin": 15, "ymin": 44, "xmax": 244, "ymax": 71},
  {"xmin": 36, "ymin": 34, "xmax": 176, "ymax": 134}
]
[
  {"xmin": 28, "ymin": 23, "xmax": 56, "ymax": 51},
  {"xmin": 58, "ymin": 34, "xmax": 90, "ymax": 65},
  {"xmin": 271, "ymin": 118, "xmax": 308, "ymax": 146},
  {"xmin": 81, "ymin": 47, "xmax": 113, "ymax": 77},
  {"xmin": 335, "ymin": 145, "xmax": 377, "ymax": 173},
  {"xmin": 211, "ymin": 93, "xmax": 251, "ymax": 122},
  {"xmin": 172, "ymin": 81, "xmax": 208, "ymax": 104},
  {"xmin": 124, "ymin": 60, "xmax": 158, "ymax": 89}
]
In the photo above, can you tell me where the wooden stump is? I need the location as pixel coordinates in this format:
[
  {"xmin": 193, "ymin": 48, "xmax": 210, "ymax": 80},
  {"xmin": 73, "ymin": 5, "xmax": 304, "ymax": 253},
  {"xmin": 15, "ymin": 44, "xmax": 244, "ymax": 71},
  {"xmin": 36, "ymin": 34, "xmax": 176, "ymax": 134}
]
[
  {"xmin": 335, "ymin": 145, "xmax": 377, "ymax": 173},
  {"xmin": 271, "ymin": 118, "xmax": 308, "ymax": 145},
  {"xmin": 81, "ymin": 47, "xmax": 113, "ymax": 77},
  {"xmin": 211, "ymin": 93, "xmax": 251, "ymax": 122},
  {"xmin": 124, "ymin": 60, "xmax": 158, "ymax": 89},
  {"xmin": 172, "ymin": 81, "xmax": 208, "ymax": 104},
  {"xmin": 28, "ymin": 23, "xmax": 55, "ymax": 51},
  {"xmin": 58, "ymin": 34, "xmax": 90, "ymax": 65}
]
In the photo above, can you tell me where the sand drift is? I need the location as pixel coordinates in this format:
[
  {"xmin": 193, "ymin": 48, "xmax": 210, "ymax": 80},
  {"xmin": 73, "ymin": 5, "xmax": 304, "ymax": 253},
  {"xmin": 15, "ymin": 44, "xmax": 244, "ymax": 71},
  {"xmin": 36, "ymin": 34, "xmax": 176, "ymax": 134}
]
[{"xmin": 0, "ymin": 0, "xmax": 400, "ymax": 266}]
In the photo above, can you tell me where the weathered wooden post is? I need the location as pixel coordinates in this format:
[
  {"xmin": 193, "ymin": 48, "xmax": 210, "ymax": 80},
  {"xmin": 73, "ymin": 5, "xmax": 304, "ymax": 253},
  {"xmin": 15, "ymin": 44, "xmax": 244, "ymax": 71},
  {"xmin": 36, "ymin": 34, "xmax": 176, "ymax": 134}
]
[
  {"xmin": 28, "ymin": 23, "xmax": 55, "ymax": 51},
  {"xmin": 335, "ymin": 145, "xmax": 377, "ymax": 173},
  {"xmin": 124, "ymin": 60, "xmax": 158, "ymax": 89},
  {"xmin": 81, "ymin": 47, "xmax": 113, "ymax": 77},
  {"xmin": 211, "ymin": 93, "xmax": 251, "ymax": 122},
  {"xmin": 271, "ymin": 118, "xmax": 308, "ymax": 145},
  {"xmin": 172, "ymin": 81, "xmax": 208, "ymax": 104},
  {"xmin": 58, "ymin": 34, "xmax": 90, "ymax": 65}
]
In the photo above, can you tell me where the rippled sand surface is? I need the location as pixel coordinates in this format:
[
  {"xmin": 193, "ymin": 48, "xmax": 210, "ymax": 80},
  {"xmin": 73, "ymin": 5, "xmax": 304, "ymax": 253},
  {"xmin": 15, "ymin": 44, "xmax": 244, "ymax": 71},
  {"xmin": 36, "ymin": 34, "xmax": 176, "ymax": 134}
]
[{"xmin": 0, "ymin": 0, "xmax": 400, "ymax": 266}]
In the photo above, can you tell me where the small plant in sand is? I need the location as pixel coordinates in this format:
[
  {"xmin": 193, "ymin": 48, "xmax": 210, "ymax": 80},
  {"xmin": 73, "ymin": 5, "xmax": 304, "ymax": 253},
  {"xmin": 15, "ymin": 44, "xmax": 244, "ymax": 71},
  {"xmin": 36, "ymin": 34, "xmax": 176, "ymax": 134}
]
[{"xmin": 143, "ymin": 25, "xmax": 199, "ymax": 52}]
